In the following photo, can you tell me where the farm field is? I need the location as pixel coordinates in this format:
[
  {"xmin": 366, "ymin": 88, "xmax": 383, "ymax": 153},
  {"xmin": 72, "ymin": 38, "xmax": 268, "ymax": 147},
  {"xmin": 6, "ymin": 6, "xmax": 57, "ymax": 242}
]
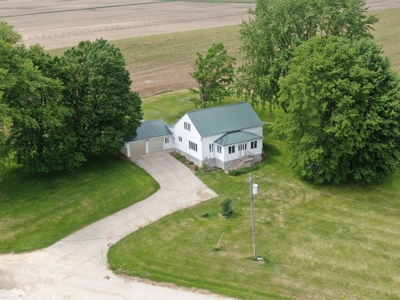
[
  {"xmin": 46, "ymin": 8, "xmax": 400, "ymax": 97},
  {"xmin": 4, "ymin": 0, "xmax": 400, "ymax": 96},
  {"xmin": 1, "ymin": 0, "xmax": 400, "ymax": 299},
  {"xmin": 3, "ymin": 0, "xmax": 399, "ymax": 51},
  {"xmin": 3, "ymin": 0, "xmax": 254, "ymax": 50}
]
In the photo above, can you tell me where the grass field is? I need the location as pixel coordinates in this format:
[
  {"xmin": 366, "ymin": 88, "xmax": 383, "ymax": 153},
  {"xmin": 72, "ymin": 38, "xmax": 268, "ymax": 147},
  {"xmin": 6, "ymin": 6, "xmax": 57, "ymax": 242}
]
[
  {"xmin": 107, "ymin": 8, "xmax": 400, "ymax": 299},
  {"xmin": 0, "ymin": 156, "xmax": 159, "ymax": 253},
  {"xmin": 373, "ymin": 8, "xmax": 400, "ymax": 73},
  {"xmin": 2, "ymin": 4, "xmax": 399, "ymax": 298},
  {"xmin": 109, "ymin": 95, "xmax": 400, "ymax": 299}
]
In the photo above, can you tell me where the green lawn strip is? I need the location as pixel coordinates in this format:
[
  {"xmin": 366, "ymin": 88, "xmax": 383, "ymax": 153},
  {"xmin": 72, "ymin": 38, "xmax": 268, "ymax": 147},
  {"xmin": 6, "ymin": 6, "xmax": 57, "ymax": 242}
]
[
  {"xmin": 48, "ymin": 25, "xmax": 243, "ymax": 67},
  {"xmin": 141, "ymin": 90, "xmax": 245, "ymax": 123},
  {"xmin": 373, "ymin": 7, "xmax": 400, "ymax": 74},
  {"xmin": 0, "ymin": 155, "xmax": 159, "ymax": 253},
  {"xmin": 114, "ymin": 25, "xmax": 244, "ymax": 74},
  {"xmin": 108, "ymin": 123, "xmax": 400, "ymax": 299}
]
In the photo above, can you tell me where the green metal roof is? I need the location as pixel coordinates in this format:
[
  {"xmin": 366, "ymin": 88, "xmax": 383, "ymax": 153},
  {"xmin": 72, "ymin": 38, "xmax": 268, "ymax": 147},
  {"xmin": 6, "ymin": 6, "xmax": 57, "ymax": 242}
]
[
  {"xmin": 215, "ymin": 131, "xmax": 262, "ymax": 146},
  {"xmin": 186, "ymin": 102, "xmax": 263, "ymax": 137},
  {"xmin": 127, "ymin": 119, "xmax": 172, "ymax": 142}
]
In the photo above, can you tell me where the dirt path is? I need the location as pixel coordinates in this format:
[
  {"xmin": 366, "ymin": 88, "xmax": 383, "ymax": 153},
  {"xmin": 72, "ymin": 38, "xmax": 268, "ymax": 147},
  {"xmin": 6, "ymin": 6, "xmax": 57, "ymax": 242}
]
[{"xmin": 0, "ymin": 151, "xmax": 223, "ymax": 300}]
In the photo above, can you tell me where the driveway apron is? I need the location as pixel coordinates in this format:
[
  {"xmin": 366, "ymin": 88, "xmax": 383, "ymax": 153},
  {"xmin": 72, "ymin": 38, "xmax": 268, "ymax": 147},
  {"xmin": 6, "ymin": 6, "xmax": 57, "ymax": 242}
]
[{"xmin": 0, "ymin": 151, "xmax": 228, "ymax": 300}]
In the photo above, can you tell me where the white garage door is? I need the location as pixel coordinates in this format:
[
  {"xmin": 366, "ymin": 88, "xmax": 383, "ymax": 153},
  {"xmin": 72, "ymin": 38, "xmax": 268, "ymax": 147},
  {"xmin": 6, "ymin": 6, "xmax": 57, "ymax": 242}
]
[
  {"xmin": 148, "ymin": 137, "xmax": 164, "ymax": 153},
  {"xmin": 129, "ymin": 140, "xmax": 146, "ymax": 157}
]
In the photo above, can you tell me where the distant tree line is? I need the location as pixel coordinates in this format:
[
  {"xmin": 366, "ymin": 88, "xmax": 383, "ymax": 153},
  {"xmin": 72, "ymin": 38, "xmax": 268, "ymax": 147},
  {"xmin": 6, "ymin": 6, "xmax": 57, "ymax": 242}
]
[{"xmin": 0, "ymin": 21, "xmax": 142, "ymax": 173}]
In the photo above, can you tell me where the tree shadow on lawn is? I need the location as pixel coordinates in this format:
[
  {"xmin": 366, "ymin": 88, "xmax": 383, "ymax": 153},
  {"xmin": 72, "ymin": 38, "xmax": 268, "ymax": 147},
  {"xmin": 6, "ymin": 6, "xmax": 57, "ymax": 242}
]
[
  {"xmin": 263, "ymin": 141, "xmax": 281, "ymax": 165},
  {"xmin": 0, "ymin": 155, "xmax": 123, "ymax": 204}
]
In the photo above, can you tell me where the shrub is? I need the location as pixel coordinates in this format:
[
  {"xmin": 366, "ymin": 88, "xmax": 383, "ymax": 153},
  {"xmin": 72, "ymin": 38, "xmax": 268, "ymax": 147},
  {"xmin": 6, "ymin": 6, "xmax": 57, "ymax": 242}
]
[
  {"xmin": 228, "ymin": 165, "xmax": 260, "ymax": 176},
  {"xmin": 221, "ymin": 198, "xmax": 233, "ymax": 218},
  {"xmin": 200, "ymin": 212, "xmax": 210, "ymax": 218}
]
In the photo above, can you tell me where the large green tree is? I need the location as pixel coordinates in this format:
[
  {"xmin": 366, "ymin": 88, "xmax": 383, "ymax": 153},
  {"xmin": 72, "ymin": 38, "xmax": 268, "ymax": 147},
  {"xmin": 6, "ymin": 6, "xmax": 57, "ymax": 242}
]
[
  {"xmin": 238, "ymin": 0, "xmax": 378, "ymax": 109},
  {"xmin": 189, "ymin": 43, "xmax": 235, "ymax": 108},
  {"xmin": 274, "ymin": 36, "xmax": 400, "ymax": 183},
  {"xmin": 0, "ymin": 22, "xmax": 79, "ymax": 172},
  {"xmin": 59, "ymin": 39, "xmax": 143, "ymax": 157},
  {"xmin": 0, "ymin": 22, "xmax": 143, "ymax": 172}
]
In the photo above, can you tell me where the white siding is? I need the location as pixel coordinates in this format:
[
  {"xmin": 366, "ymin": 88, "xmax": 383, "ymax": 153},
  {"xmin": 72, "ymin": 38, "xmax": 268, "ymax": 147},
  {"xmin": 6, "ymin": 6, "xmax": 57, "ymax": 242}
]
[
  {"xmin": 164, "ymin": 135, "xmax": 174, "ymax": 150},
  {"xmin": 171, "ymin": 113, "xmax": 263, "ymax": 168},
  {"xmin": 241, "ymin": 126, "xmax": 263, "ymax": 138},
  {"xmin": 174, "ymin": 114, "xmax": 202, "ymax": 162}
]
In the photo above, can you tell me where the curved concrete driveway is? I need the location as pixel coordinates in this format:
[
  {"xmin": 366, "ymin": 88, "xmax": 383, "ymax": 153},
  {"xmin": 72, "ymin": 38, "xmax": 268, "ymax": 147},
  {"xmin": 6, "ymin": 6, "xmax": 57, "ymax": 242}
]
[{"xmin": 0, "ymin": 151, "xmax": 227, "ymax": 300}]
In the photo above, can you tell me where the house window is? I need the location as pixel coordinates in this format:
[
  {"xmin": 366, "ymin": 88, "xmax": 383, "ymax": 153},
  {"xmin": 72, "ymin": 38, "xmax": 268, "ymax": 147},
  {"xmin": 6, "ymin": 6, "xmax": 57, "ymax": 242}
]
[
  {"xmin": 238, "ymin": 144, "xmax": 247, "ymax": 151},
  {"xmin": 189, "ymin": 141, "xmax": 198, "ymax": 152},
  {"xmin": 251, "ymin": 141, "xmax": 257, "ymax": 149},
  {"xmin": 209, "ymin": 144, "xmax": 214, "ymax": 152},
  {"xmin": 217, "ymin": 145, "xmax": 222, "ymax": 153},
  {"xmin": 228, "ymin": 146, "xmax": 235, "ymax": 154},
  {"xmin": 179, "ymin": 136, "xmax": 182, "ymax": 142},
  {"xmin": 184, "ymin": 122, "xmax": 191, "ymax": 131},
  {"xmin": 165, "ymin": 137, "xmax": 169, "ymax": 143}
]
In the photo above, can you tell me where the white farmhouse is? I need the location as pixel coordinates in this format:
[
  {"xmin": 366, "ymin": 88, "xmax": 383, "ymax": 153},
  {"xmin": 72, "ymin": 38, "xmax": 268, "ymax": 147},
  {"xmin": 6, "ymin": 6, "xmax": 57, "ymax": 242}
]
[{"xmin": 122, "ymin": 102, "xmax": 264, "ymax": 170}]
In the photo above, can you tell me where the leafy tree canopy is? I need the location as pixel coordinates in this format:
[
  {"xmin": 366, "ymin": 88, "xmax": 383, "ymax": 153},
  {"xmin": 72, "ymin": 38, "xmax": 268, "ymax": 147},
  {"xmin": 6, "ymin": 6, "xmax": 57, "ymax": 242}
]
[
  {"xmin": 274, "ymin": 36, "xmax": 400, "ymax": 184},
  {"xmin": 189, "ymin": 43, "xmax": 235, "ymax": 108},
  {"xmin": 59, "ymin": 39, "xmax": 143, "ymax": 158},
  {"xmin": 0, "ymin": 22, "xmax": 142, "ymax": 173},
  {"xmin": 238, "ymin": 0, "xmax": 378, "ymax": 109}
]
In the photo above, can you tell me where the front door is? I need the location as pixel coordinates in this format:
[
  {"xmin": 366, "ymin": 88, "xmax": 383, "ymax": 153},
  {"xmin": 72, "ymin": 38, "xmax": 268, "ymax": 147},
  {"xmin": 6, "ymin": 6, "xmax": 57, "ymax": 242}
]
[{"xmin": 238, "ymin": 143, "xmax": 247, "ymax": 157}]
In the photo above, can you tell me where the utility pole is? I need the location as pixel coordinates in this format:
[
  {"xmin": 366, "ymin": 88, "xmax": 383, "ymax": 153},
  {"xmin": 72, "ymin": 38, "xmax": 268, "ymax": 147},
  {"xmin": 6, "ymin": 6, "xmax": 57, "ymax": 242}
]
[{"xmin": 248, "ymin": 174, "xmax": 258, "ymax": 260}]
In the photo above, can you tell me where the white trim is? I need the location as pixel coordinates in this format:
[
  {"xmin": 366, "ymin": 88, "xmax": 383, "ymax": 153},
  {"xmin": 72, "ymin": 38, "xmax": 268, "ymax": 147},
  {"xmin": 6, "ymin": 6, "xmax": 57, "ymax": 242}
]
[{"xmin": 126, "ymin": 142, "xmax": 131, "ymax": 158}]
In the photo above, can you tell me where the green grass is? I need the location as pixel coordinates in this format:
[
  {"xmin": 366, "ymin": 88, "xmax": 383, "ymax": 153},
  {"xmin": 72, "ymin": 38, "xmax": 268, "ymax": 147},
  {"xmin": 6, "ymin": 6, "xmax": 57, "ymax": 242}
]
[
  {"xmin": 141, "ymin": 90, "xmax": 249, "ymax": 123},
  {"xmin": 108, "ymin": 120, "xmax": 400, "ymax": 299},
  {"xmin": 107, "ymin": 8, "xmax": 400, "ymax": 296},
  {"xmin": 0, "ymin": 155, "xmax": 159, "ymax": 253},
  {"xmin": 48, "ymin": 25, "xmax": 244, "ymax": 65},
  {"xmin": 373, "ymin": 8, "xmax": 400, "ymax": 74}
]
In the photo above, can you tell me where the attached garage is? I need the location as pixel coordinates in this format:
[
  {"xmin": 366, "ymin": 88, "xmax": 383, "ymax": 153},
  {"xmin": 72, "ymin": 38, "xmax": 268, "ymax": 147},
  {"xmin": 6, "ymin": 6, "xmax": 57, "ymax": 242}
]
[
  {"xmin": 148, "ymin": 137, "xmax": 164, "ymax": 153},
  {"xmin": 122, "ymin": 119, "xmax": 173, "ymax": 158},
  {"xmin": 129, "ymin": 140, "xmax": 146, "ymax": 156}
]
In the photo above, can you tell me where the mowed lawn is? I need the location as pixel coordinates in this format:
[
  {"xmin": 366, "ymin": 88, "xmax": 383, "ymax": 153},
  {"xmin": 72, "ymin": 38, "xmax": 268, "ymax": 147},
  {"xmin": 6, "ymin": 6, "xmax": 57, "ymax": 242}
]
[
  {"xmin": 109, "ymin": 97, "xmax": 400, "ymax": 299},
  {"xmin": 0, "ymin": 156, "xmax": 159, "ymax": 253},
  {"xmin": 108, "ymin": 9, "xmax": 400, "ymax": 299}
]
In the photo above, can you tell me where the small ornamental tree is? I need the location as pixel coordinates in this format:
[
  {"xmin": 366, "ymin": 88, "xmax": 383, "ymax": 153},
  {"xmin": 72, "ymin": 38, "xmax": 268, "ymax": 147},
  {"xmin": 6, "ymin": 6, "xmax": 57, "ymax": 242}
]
[
  {"xmin": 274, "ymin": 36, "xmax": 400, "ymax": 184},
  {"xmin": 221, "ymin": 198, "xmax": 234, "ymax": 218},
  {"xmin": 189, "ymin": 43, "xmax": 235, "ymax": 108}
]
